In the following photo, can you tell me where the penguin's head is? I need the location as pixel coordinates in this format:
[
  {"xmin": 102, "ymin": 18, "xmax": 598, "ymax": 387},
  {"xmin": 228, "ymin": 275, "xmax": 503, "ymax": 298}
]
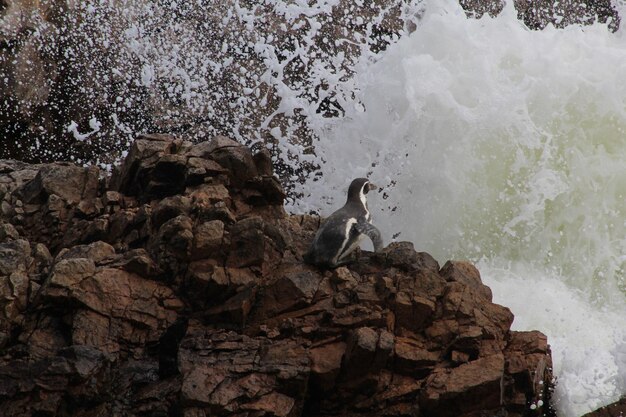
[{"xmin": 347, "ymin": 178, "xmax": 377, "ymax": 206}]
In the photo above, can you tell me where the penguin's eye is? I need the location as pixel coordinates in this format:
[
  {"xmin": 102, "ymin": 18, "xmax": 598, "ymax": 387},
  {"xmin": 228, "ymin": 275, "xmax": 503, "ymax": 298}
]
[{"xmin": 363, "ymin": 183, "xmax": 369, "ymax": 194}]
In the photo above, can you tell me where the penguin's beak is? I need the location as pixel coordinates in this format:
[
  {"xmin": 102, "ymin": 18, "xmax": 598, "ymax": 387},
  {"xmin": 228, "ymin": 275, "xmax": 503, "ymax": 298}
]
[{"xmin": 368, "ymin": 182, "xmax": 377, "ymax": 192}]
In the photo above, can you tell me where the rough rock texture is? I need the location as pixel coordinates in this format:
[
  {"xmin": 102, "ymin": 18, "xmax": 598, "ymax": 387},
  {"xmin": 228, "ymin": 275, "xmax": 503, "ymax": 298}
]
[{"xmin": 0, "ymin": 134, "xmax": 554, "ymax": 416}]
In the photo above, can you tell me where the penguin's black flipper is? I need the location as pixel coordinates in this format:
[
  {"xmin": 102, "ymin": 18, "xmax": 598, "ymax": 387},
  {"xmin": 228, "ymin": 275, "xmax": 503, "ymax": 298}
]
[{"xmin": 355, "ymin": 222, "xmax": 384, "ymax": 252}]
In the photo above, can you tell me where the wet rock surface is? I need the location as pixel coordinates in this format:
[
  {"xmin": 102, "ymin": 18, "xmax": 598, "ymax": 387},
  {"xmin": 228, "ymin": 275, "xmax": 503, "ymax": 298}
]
[{"xmin": 0, "ymin": 134, "xmax": 554, "ymax": 416}]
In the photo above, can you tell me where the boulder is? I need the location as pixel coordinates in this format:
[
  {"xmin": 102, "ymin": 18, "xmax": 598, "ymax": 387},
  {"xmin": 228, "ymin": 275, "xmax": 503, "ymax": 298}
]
[
  {"xmin": 191, "ymin": 219, "xmax": 225, "ymax": 260},
  {"xmin": 16, "ymin": 163, "xmax": 99, "ymax": 205},
  {"xmin": 109, "ymin": 134, "xmax": 180, "ymax": 198},
  {"xmin": 421, "ymin": 354, "xmax": 506, "ymax": 416}
]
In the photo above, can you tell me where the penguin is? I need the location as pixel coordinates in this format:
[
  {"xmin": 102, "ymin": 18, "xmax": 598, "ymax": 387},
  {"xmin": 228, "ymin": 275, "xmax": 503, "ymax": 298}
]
[{"xmin": 304, "ymin": 177, "xmax": 384, "ymax": 268}]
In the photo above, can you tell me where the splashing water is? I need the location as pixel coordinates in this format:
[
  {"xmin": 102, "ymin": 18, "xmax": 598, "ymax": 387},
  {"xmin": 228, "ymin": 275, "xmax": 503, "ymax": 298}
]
[
  {"xmin": 0, "ymin": 0, "xmax": 422, "ymax": 177},
  {"xmin": 297, "ymin": 1, "xmax": 626, "ymax": 415}
]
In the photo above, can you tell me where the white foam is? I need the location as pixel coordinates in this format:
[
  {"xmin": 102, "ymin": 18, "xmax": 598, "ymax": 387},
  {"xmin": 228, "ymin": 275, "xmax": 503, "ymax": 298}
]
[
  {"xmin": 481, "ymin": 260, "xmax": 626, "ymax": 416},
  {"xmin": 298, "ymin": 1, "xmax": 626, "ymax": 415}
]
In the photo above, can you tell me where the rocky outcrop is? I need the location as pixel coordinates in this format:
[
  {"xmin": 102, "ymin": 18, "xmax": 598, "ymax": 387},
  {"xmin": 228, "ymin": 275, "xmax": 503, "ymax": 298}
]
[{"xmin": 0, "ymin": 134, "xmax": 554, "ymax": 416}]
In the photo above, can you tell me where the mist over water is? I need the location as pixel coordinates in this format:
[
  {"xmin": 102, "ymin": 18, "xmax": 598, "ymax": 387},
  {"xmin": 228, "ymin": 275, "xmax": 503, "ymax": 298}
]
[{"xmin": 296, "ymin": 1, "xmax": 626, "ymax": 415}]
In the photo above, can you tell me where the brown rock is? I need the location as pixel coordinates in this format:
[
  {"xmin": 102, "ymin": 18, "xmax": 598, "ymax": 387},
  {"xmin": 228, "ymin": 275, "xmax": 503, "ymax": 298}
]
[
  {"xmin": 116, "ymin": 248, "xmax": 164, "ymax": 279},
  {"xmin": 76, "ymin": 197, "xmax": 104, "ymax": 218},
  {"xmin": 394, "ymin": 336, "xmax": 439, "ymax": 377},
  {"xmin": 343, "ymin": 327, "xmax": 393, "ymax": 379},
  {"xmin": 145, "ymin": 154, "xmax": 188, "ymax": 198},
  {"xmin": 16, "ymin": 163, "xmax": 99, "ymax": 205},
  {"xmin": 0, "ymin": 239, "xmax": 32, "ymax": 275},
  {"xmin": 110, "ymin": 134, "xmax": 177, "ymax": 197},
  {"xmin": 186, "ymin": 261, "xmax": 256, "ymax": 311},
  {"xmin": 48, "ymin": 258, "xmax": 97, "ymax": 293},
  {"xmin": 150, "ymin": 214, "xmax": 194, "ymax": 267},
  {"xmin": 57, "ymin": 241, "xmax": 115, "ymax": 264},
  {"xmin": 331, "ymin": 266, "xmax": 358, "ymax": 291},
  {"xmin": 227, "ymin": 217, "xmax": 268, "ymax": 267},
  {"xmin": 505, "ymin": 330, "xmax": 552, "ymax": 412},
  {"xmin": 252, "ymin": 148, "xmax": 274, "ymax": 176},
  {"xmin": 18, "ymin": 316, "xmax": 68, "ymax": 359},
  {"xmin": 181, "ymin": 367, "xmax": 229, "ymax": 405},
  {"xmin": 204, "ymin": 136, "xmax": 258, "ymax": 186},
  {"xmin": 440, "ymin": 260, "xmax": 492, "ymax": 301},
  {"xmin": 0, "ymin": 222, "xmax": 19, "ymax": 240},
  {"xmin": 394, "ymin": 290, "xmax": 436, "ymax": 333},
  {"xmin": 45, "ymin": 263, "xmax": 181, "ymax": 354},
  {"xmin": 241, "ymin": 392, "xmax": 296, "ymax": 416},
  {"xmin": 310, "ymin": 342, "xmax": 347, "ymax": 391},
  {"xmin": 243, "ymin": 176, "xmax": 286, "ymax": 206},
  {"xmin": 192, "ymin": 220, "xmax": 225, "ymax": 260},
  {"xmin": 507, "ymin": 329, "xmax": 549, "ymax": 354},
  {"xmin": 259, "ymin": 266, "xmax": 322, "ymax": 316},
  {"xmin": 380, "ymin": 242, "xmax": 440, "ymax": 272},
  {"xmin": 421, "ymin": 354, "xmax": 506, "ymax": 416},
  {"xmin": 103, "ymin": 190, "xmax": 123, "ymax": 209},
  {"xmin": 203, "ymin": 286, "xmax": 257, "ymax": 326},
  {"xmin": 186, "ymin": 156, "xmax": 228, "ymax": 185},
  {"xmin": 189, "ymin": 183, "xmax": 231, "ymax": 205},
  {"xmin": 179, "ymin": 326, "xmax": 309, "ymax": 415},
  {"xmin": 450, "ymin": 350, "xmax": 471, "ymax": 364},
  {"xmin": 425, "ymin": 319, "xmax": 460, "ymax": 346},
  {"xmin": 186, "ymin": 261, "xmax": 223, "ymax": 300},
  {"xmin": 343, "ymin": 327, "xmax": 378, "ymax": 375},
  {"xmin": 151, "ymin": 195, "xmax": 191, "ymax": 229},
  {"xmin": 0, "ymin": 269, "xmax": 30, "ymax": 348},
  {"xmin": 31, "ymin": 243, "xmax": 52, "ymax": 276}
]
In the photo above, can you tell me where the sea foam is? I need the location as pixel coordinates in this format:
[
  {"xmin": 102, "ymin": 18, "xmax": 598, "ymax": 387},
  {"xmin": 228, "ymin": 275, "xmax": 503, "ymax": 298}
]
[{"xmin": 298, "ymin": 1, "xmax": 626, "ymax": 415}]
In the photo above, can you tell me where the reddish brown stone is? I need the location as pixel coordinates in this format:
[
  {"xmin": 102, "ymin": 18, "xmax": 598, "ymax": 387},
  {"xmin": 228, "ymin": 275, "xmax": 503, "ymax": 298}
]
[
  {"xmin": 421, "ymin": 354, "xmax": 506, "ymax": 416},
  {"xmin": 310, "ymin": 342, "xmax": 347, "ymax": 390},
  {"xmin": 257, "ymin": 266, "xmax": 322, "ymax": 317},
  {"xmin": 242, "ymin": 392, "xmax": 295, "ymax": 416},
  {"xmin": 394, "ymin": 336, "xmax": 439, "ymax": 376},
  {"xmin": 394, "ymin": 290, "xmax": 436, "ymax": 333},
  {"xmin": 16, "ymin": 163, "xmax": 99, "ymax": 205},
  {"xmin": 205, "ymin": 136, "xmax": 258, "ymax": 186},
  {"xmin": 192, "ymin": 219, "xmax": 225, "ymax": 260},
  {"xmin": 227, "ymin": 217, "xmax": 267, "ymax": 268},
  {"xmin": 440, "ymin": 260, "xmax": 493, "ymax": 301}
]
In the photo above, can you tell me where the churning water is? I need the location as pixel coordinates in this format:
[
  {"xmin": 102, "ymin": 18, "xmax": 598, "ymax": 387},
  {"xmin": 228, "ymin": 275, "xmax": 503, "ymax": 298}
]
[{"xmin": 297, "ymin": 1, "xmax": 626, "ymax": 415}]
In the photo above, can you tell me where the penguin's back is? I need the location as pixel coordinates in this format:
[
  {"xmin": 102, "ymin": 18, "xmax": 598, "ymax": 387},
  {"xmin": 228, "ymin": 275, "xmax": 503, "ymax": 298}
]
[{"xmin": 306, "ymin": 206, "xmax": 363, "ymax": 266}]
